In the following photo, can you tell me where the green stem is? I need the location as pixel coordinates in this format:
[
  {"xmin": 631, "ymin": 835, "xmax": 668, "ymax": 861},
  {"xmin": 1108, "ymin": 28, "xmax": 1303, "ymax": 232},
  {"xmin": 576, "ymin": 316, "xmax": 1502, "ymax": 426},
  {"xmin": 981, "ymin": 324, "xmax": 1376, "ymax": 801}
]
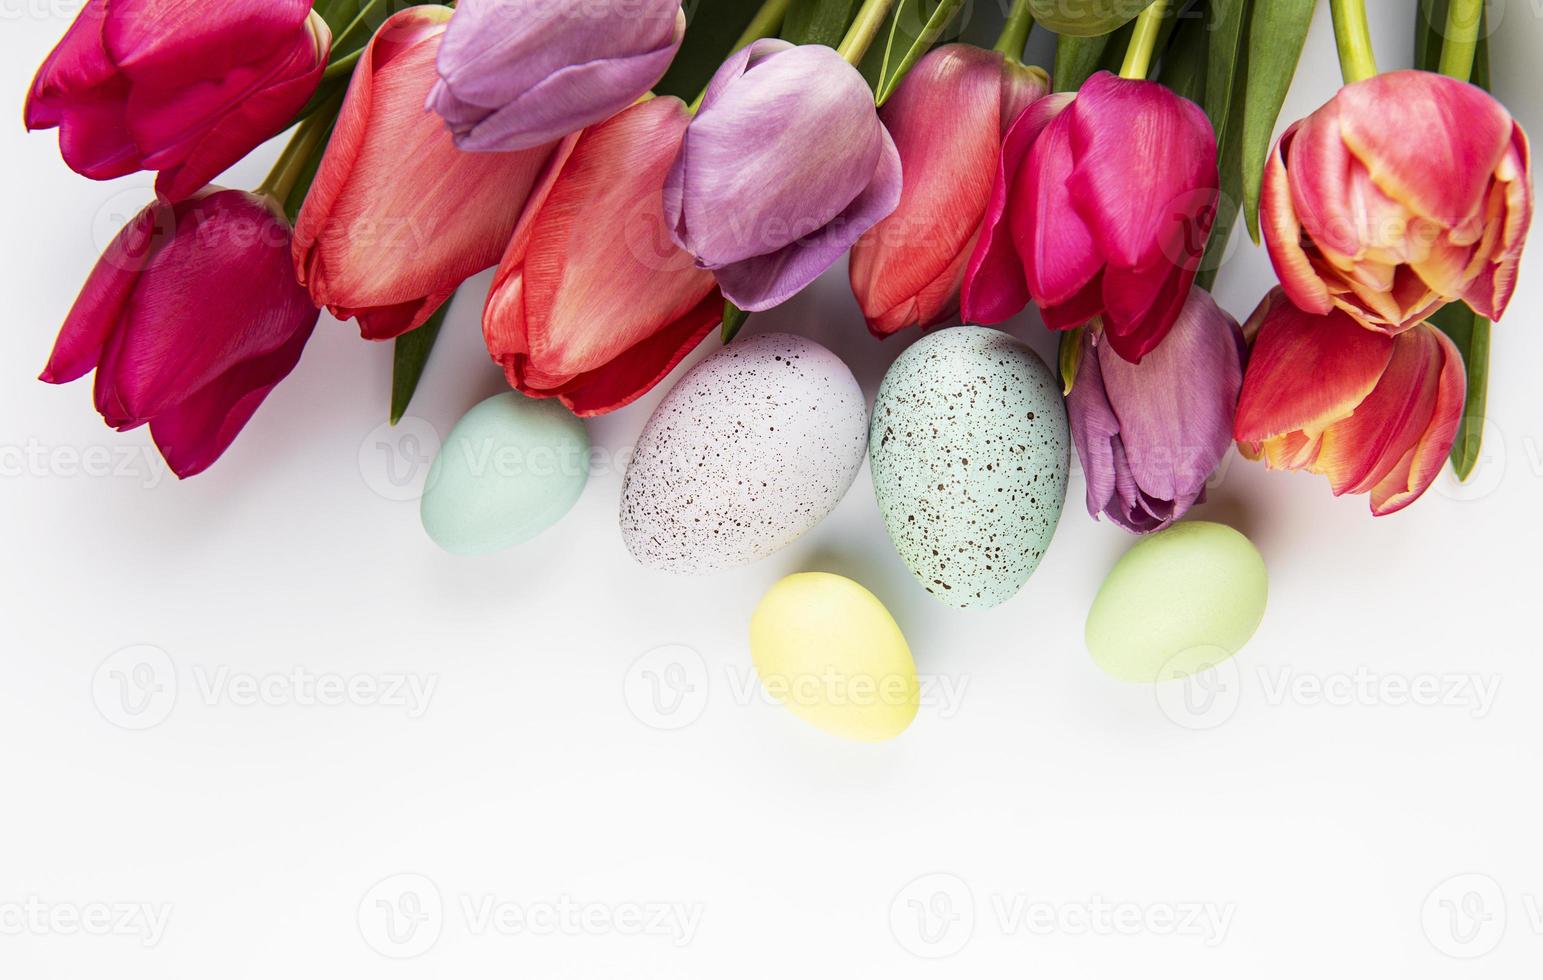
[
  {"xmin": 994, "ymin": 0, "xmax": 1035, "ymax": 59},
  {"xmin": 1329, "ymin": 0, "xmax": 1378, "ymax": 82},
  {"xmin": 322, "ymin": 47, "xmax": 362, "ymax": 82},
  {"xmin": 1438, "ymin": 0, "xmax": 1484, "ymax": 80},
  {"xmin": 334, "ymin": 0, "xmax": 392, "ymax": 52},
  {"xmin": 1118, "ymin": 0, "xmax": 1169, "ymax": 79},
  {"xmin": 256, "ymin": 97, "xmax": 339, "ymax": 202},
  {"xmin": 687, "ymin": 0, "xmax": 795, "ymax": 114},
  {"xmin": 836, "ymin": 0, "xmax": 899, "ymax": 65}
]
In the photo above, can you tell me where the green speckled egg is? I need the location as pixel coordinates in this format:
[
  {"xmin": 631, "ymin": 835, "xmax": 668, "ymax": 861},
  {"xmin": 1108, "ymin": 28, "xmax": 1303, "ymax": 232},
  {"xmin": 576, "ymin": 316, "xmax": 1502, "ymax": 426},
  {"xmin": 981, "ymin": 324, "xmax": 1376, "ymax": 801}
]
[
  {"xmin": 420, "ymin": 393, "xmax": 589, "ymax": 555},
  {"xmin": 869, "ymin": 326, "xmax": 1069, "ymax": 608},
  {"xmin": 1086, "ymin": 521, "xmax": 1268, "ymax": 682}
]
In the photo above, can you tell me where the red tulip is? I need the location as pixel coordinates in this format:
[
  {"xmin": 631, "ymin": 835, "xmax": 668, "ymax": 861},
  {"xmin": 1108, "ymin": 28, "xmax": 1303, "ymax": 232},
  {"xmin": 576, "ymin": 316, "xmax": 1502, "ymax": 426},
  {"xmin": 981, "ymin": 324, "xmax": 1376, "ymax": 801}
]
[
  {"xmin": 849, "ymin": 45, "xmax": 1048, "ymax": 336},
  {"xmin": 484, "ymin": 97, "xmax": 721, "ymax": 416},
  {"xmin": 25, "ymin": 0, "xmax": 330, "ymax": 203},
  {"xmin": 293, "ymin": 6, "xmax": 556, "ymax": 341},
  {"xmin": 40, "ymin": 189, "xmax": 319, "ymax": 478},
  {"xmin": 963, "ymin": 71, "xmax": 1218, "ymax": 363},
  {"xmin": 1262, "ymin": 70, "xmax": 1532, "ymax": 334},
  {"xmin": 1233, "ymin": 289, "xmax": 1464, "ymax": 516}
]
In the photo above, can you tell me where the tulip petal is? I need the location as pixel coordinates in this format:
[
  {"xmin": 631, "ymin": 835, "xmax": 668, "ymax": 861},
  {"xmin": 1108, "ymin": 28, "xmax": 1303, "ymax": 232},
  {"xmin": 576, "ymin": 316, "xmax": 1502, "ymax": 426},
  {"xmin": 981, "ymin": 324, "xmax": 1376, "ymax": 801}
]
[
  {"xmin": 961, "ymin": 92, "xmax": 1071, "ymax": 325},
  {"xmin": 24, "ymin": 0, "xmax": 140, "ymax": 179},
  {"xmin": 1019, "ymin": 108, "xmax": 1101, "ymax": 310},
  {"xmin": 1066, "ymin": 332, "xmax": 1120, "ymax": 521},
  {"xmin": 1368, "ymin": 327, "xmax": 1465, "ymax": 515},
  {"xmin": 555, "ymin": 293, "xmax": 722, "ymax": 416},
  {"xmin": 1233, "ymin": 289, "xmax": 1395, "ymax": 443},
  {"xmin": 1262, "ymin": 124, "xmax": 1336, "ymax": 316}
]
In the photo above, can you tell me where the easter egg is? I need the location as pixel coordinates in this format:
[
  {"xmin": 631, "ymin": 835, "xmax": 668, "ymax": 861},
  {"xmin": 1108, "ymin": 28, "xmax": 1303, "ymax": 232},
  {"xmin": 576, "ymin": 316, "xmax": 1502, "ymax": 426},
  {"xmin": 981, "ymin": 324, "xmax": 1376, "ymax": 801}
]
[
  {"xmin": 749, "ymin": 573, "xmax": 918, "ymax": 741},
  {"xmin": 869, "ymin": 326, "xmax": 1069, "ymax": 608},
  {"xmin": 621, "ymin": 333, "xmax": 867, "ymax": 573},
  {"xmin": 1085, "ymin": 521, "xmax": 1268, "ymax": 682},
  {"xmin": 420, "ymin": 392, "xmax": 590, "ymax": 555}
]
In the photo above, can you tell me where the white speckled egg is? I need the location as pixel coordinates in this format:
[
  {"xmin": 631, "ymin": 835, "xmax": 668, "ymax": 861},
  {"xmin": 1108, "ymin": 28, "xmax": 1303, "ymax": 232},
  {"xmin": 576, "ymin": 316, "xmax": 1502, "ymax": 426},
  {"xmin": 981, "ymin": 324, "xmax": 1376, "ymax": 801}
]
[
  {"xmin": 870, "ymin": 326, "xmax": 1069, "ymax": 608},
  {"xmin": 620, "ymin": 333, "xmax": 867, "ymax": 573}
]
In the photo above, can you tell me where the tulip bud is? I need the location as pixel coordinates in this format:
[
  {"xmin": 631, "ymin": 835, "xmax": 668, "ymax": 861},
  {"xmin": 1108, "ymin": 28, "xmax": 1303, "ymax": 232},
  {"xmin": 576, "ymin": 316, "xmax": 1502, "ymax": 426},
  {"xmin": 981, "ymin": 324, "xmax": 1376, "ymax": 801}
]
[
  {"xmin": 1067, "ymin": 288, "xmax": 1243, "ymax": 533},
  {"xmin": 484, "ymin": 97, "xmax": 722, "ymax": 416},
  {"xmin": 1262, "ymin": 70, "xmax": 1532, "ymax": 334},
  {"xmin": 25, "ymin": 0, "xmax": 330, "ymax": 203},
  {"xmin": 962, "ymin": 71, "xmax": 1219, "ymax": 364},
  {"xmin": 664, "ymin": 40, "xmax": 903, "ymax": 312},
  {"xmin": 849, "ymin": 45, "xmax": 1048, "ymax": 337},
  {"xmin": 429, "ymin": 0, "xmax": 685, "ymax": 151},
  {"xmin": 1233, "ymin": 289, "xmax": 1465, "ymax": 516},
  {"xmin": 39, "ymin": 189, "xmax": 319, "ymax": 478},
  {"xmin": 294, "ymin": 7, "xmax": 557, "ymax": 340}
]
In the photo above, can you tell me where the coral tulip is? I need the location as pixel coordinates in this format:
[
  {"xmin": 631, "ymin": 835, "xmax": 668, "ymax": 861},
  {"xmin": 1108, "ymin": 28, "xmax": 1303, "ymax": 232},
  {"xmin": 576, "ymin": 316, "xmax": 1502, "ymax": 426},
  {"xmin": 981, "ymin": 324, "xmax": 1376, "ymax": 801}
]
[
  {"xmin": 1233, "ymin": 289, "xmax": 1464, "ymax": 516},
  {"xmin": 429, "ymin": 0, "xmax": 685, "ymax": 152},
  {"xmin": 39, "ymin": 189, "xmax": 319, "ymax": 478},
  {"xmin": 1262, "ymin": 70, "xmax": 1532, "ymax": 334},
  {"xmin": 1068, "ymin": 287, "xmax": 1243, "ymax": 533},
  {"xmin": 294, "ymin": 6, "xmax": 556, "ymax": 340},
  {"xmin": 483, "ymin": 97, "xmax": 722, "ymax": 416},
  {"xmin": 849, "ymin": 45, "xmax": 1048, "ymax": 336},
  {"xmin": 665, "ymin": 40, "xmax": 902, "ymax": 311},
  {"xmin": 25, "ymin": 0, "xmax": 329, "ymax": 203},
  {"xmin": 962, "ymin": 71, "xmax": 1218, "ymax": 363}
]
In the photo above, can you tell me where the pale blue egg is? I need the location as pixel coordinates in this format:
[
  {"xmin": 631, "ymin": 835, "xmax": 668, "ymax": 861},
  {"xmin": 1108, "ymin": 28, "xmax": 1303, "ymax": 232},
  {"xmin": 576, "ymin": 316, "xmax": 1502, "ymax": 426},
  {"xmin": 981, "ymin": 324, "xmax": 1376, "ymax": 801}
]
[
  {"xmin": 420, "ymin": 393, "xmax": 589, "ymax": 555},
  {"xmin": 870, "ymin": 327, "xmax": 1069, "ymax": 608}
]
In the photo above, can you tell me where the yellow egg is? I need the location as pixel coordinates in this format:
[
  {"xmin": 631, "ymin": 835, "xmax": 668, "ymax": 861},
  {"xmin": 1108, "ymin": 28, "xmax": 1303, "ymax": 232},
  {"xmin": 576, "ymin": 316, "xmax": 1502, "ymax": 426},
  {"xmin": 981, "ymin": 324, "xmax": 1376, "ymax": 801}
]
[{"xmin": 749, "ymin": 573, "xmax": 919, "ymax": 741}]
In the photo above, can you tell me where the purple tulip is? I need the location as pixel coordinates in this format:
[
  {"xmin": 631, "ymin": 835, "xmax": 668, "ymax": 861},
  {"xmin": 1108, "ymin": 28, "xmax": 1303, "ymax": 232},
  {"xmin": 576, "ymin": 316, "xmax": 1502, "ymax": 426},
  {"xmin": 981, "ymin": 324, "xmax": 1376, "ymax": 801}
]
[
  {"xmin": 664, "ymin": 40, "xmax": 903, "ymax": 311},
  {"xmin": 427, "ymin": 0, "xmax": 685, "ymax": 151},
  {"xmin": 40, "ymin": 189, "xmax": 319, "ymax": 479},
  {"xmin": 1067, "ymin": 287, "xmax": 1243, "ymax": 533}
]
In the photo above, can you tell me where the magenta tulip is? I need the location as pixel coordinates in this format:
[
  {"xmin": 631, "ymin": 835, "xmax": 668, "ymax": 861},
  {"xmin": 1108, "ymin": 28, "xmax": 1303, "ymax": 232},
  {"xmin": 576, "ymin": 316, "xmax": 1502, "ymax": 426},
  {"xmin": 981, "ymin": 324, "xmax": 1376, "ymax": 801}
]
[
  {"xmin": 40, "ymin": 190, "xmax": 319, "ymax": 478},
  {"xmin": 849, "ymin": 45, "xmax": 1048, "ymax": 336},
  {"xmin": 963, "ymin": 71, "xmax": 1218, "ymax": 363},
  {"xmin": 25, "ymin": 0, "xmax": 330, "ymax": 203},
  {"xmin": 1262, "ymin": 70, "xmax": 1532, "ymax": 335},
  {"xmin": 429, "ymin": 0, "xmax": 685, "ymax": 151},
  {"xmin": 664, "ymin": 40, "xmax": 902, "ymax": 311},
  {"xmin": 1067, "ymin": 287, "xmax": 1243, "ymax": 533}
]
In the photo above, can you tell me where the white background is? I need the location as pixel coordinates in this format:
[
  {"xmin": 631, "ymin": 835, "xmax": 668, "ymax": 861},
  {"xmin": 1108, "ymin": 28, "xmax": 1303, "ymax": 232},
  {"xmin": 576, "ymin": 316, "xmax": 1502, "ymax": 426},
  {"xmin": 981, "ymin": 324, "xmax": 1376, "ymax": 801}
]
[{"xmin": 3, "ymin": 1, "xmax": 1542, "ymax": 976}]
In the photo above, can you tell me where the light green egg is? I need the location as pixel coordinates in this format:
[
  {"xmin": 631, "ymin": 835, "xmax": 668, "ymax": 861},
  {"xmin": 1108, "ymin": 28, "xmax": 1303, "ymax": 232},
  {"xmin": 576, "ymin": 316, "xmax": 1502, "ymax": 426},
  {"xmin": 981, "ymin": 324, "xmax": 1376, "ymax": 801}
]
[
  {"xmin": 420, "ymin": 392, "xmax": 589, "ymax": 555},
  {"xmin": 1086, "ymin": 521, "xmax": 1268, "ymax": 682}
]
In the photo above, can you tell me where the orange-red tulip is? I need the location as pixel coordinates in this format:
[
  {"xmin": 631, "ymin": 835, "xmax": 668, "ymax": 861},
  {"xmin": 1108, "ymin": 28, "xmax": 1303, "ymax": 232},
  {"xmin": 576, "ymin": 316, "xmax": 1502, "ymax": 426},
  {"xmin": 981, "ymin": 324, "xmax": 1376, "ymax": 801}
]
[
  {"xmin": 293, "ymin": 7, "xmax": 555, "ymax": 340},
  {"xmin": 1234, "ymin": 289, "xmax": 1465, "ymax": 516},
  {"xmin": 483, "ymin": 97, "xmax": 721, "ymax": 416}
]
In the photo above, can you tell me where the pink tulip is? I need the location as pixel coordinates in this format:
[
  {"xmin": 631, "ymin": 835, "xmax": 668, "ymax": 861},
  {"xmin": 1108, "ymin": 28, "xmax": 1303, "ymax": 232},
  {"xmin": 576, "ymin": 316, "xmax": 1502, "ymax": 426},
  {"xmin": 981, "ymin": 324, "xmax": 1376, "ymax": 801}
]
[
  {"xmin": 962, "ymin": 71, "xmax": 1218, "ymax": 363},
  {"xmin": 40, "ymin": 189, "xmax": 319, "ymax": 478},
  {"xmin": 1262, "ymin": 70, "xmax": 1532, "ymax": 334},
  {"xmin": 1234, "ymin": 289, "xmax": 1465, "ymax": 516},
  {"xmin": 25, "ymin": 0, "xmax": 330, "ymax": 203},
  {"xmin": 849, "ymin": 45, "xmax": 1048, "ymax": 337},
  {"xmin": 484, "ymin": 97, "xmax": 722, "ymax": 416},
  {"xmin": 293, "ymin": 7, "xmax": 556, "ymax": 340}
]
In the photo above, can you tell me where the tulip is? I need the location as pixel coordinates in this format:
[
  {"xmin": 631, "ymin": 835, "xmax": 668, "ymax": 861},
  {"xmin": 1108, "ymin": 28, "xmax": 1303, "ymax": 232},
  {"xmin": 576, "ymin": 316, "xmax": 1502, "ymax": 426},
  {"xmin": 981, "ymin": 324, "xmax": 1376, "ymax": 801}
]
[
  {"xmin": 429, "ymin": 0, "xmax": 685, "ymax": 152},
  {"xmin": 294, "ymin": 6, "xmax": 556, "ymax": 340},
  {"xmin": 1233, "ymin": 289, "xmax": 1464, "ymax": 516},
  {"xmin": 664, "ymin": 40, "xmax": 903, "ymax": 311},
  {"xmin": 1067, "ymin": 287, "xmax": 1243, "ymax": 533},
  {"xmin": 39, "ymin": 189, "xmax": 319, "ymax": 478},
  {"xmin": 1262, "ymin": 70, "xmax": 1532, "ymax": 335},
  {"xmin": 849, "ymin": 45, "xmax": 1048, "ymax": 336},
  {"xmin": 483, "ymin": 97, "xmax": 722, "ymax": 416},
  {"xmin": 962, "ymin": 70, "xmax": 1218, "ymax": 363},
  {"xmin": 25, "ymin": 0, "xmax": 329, "ymax": 203}
]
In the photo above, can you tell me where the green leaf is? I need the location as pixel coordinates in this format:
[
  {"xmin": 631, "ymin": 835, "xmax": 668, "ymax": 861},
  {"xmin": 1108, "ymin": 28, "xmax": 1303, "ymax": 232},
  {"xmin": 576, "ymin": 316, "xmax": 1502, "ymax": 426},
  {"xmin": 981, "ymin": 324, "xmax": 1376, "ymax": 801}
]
[
  {"xmin": 1196, "ymin": 23, "xmax": 1249, "ymax": 291},
  {"xmin": 1415, "ymin": 0, "xmax": 1449, "ymax": 71},
  {"xmin": 1157, "ymin": 7, "xmax": 1207, "ymax": 105},
  {"xmin": 1430, "ymin": 304, "xmax": 1490, "ymax": 480},
  {"xmin": 1240, "ymin": 0, "xmax": 1316, "ymax": 242},
  {"xmin": 722, "ymin": 300, "xmax": 751, "ymax": 343},
  {"xmin": 782, "ymin": 0, "xmax": 862, "ymax": 46},
  {"xmin": 1030, "ymin": 0, "xmax": 1154, "ymax": 36},
  {"xmin": 1203, "ymin": 0, "xmax": 1250, "ymax": 144},
  {"xmin": 390, "ymin": 302, "xmax": 449, "ymax": 425},
  {"xmin": 655, "ymin": 2, "xmax": 762, "ymax": 101},
  {"xmin": 1058, "ymin": 326, "xmax": 1084, "ymax": 395},
  {"xmin": 869, "ymin": 0, "xmax": 969, "ymax": 104},
  {"xmin": 1053, "ymin": 33, "xmax": 1113, "ymax": 92}
]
